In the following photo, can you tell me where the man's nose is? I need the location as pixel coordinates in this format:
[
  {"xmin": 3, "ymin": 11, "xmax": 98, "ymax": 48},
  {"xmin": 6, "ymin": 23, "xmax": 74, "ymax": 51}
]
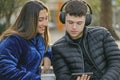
[{"xmin": 72, "ymin": 23, "xmax": 77, "ymax": 29}]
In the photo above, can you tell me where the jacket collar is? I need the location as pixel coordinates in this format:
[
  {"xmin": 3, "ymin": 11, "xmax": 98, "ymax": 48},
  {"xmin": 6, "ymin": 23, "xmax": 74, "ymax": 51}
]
[{"xmin": 30, "ymin": 34, "xmax": 43, "ymax": 46}]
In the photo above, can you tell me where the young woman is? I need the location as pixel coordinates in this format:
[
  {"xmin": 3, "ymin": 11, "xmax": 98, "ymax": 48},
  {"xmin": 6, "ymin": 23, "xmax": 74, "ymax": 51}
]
[{"xmin": 0, "ymin": 1, "xmax": 52, "ymax": 80}]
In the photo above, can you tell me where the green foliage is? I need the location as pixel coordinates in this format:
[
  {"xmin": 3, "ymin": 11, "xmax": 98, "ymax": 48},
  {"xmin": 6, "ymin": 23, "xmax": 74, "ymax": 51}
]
[
  {"xmin": 116, "ymin": 0, "xmax": 120, "ymax": 6},
  {"xmin": 0, "ymin": 0, "xmax": 29, "ymax": 33},
  {"xmin": 0, "ymin": 0, "xmax": 28, "ymax": 18},
  {"xmin": 0, "ymin": 24, "xmax": 6, "ymax": 34},
  {"xmin": 40, "ymin": 0, "xmax": 47, "ymax": 3},
  {"xmin": 86, "ymin": 0, "xmax": 101, "ymax": 25},
  {"xmin": 86, "ymin": 0, "xmax": 120, "ymax": 25}
]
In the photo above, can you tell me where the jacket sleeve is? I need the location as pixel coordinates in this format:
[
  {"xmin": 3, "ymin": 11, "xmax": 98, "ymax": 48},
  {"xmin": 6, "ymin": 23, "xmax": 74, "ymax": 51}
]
[
  {"xmin": 100, "ymin": 29, "xmax": 120, "ymax": 80},
  {"xmin": 44, "ymin": 45, "xmax": 52, "ymax": 60},
  {"xmin": 52, "ymin": 45, "xmax": 71, "ymax": 80},
  {"xmin": 0, "ymin": 36, "xmax": 40, "ymax": 80}
]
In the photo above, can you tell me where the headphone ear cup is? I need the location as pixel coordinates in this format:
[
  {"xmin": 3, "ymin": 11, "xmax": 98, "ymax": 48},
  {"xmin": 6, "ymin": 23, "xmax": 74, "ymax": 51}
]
[
  {"xmin": 85, "ymin": 14, "xmax": 92, "ymax": 26},
  {"xmin": 59, "ymin": 12, "xmax": 66, "ymax": 24}
]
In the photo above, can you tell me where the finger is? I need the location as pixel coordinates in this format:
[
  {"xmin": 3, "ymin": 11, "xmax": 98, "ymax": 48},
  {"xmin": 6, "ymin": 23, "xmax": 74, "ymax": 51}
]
[
  {"xmin": 42, "ymin": 69, "xmax": 48, "ymax": 73},
  {"xmin": 87, "ymin": 75, "xmax": 91, "ymax": 80},
  {"xmin": 82, "ymin": 74, "xmax": 90, "ymax": 80},
  {"xmin": 44, "ymin": 65, "xmax": 50, "ymax": 71},
  {"xmin": 80, "ymin": 74, "xmax": 84, "ymax": 80},
  {"xmin": 40, "ymin": 59, "xmax": 44, "ymax": 66},
  {"xmin": 41, "ymin": 57, "xmax": 51, "ymax": 73},
  {"xmin": 83, "ymin": 74, "xmax": 88, "ymax": 80},
  {"xmin": 43, "ymin": 57, "xmax": 51, "ymax": 67},
  {"xmin": 42, "ymin": 67, "xmax": 49, "ymax": 73},
  {"xmin": 76, "ymin": 76, "xmax": 80, "ymax": 80}
]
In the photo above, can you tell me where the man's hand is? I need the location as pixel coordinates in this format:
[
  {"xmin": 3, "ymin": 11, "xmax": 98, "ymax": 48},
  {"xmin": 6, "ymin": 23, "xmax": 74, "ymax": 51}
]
[{"xmin": 76, "ymin": 74, "xmax": 90, "ymax": 80}]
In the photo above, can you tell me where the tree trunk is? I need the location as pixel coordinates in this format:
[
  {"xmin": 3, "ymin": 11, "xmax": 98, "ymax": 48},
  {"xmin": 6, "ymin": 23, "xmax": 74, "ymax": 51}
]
[
  {"xmin": 100, "ymin": 0, "xmax": 119, "ymax": 40},
  {"xmin": 5, "ymin": 14, "xmax": 11, "ymax": 28}
]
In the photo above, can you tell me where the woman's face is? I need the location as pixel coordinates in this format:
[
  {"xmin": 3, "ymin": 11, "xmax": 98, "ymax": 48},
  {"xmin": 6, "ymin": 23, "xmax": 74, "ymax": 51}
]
[{"xmin": 37, "ymin": 9, "xmax": 48, "ymax": 34}]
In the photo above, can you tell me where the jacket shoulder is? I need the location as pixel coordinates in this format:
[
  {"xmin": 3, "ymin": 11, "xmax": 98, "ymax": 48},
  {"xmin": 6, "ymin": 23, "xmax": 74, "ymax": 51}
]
[
  {"xmin": 53, "ymin": 36, "xmax": 66, "ymax": 47},
  {"xmin": 87, "ymin": 26, "xmax": 108, "ymax": 32},
  {"xmin": 86, "ymin": 26, "xmax": 112, "ymax": 41},
  {"xmin": 87, "ymin": 26, "xmax": 109, "ymax": 35},
  {"xmin": 0, "ymin": 34, "xmax": 24, "ymax": 48},
  {"xmin": 3, "ymin": 34, "xmax": 24, "ymax": 41}
]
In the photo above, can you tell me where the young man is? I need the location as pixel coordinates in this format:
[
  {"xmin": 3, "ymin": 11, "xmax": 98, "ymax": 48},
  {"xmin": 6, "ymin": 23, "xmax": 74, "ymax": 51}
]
[{"xmin": 52, "ymin": 0, "xmax": 120, "ymax": 80}]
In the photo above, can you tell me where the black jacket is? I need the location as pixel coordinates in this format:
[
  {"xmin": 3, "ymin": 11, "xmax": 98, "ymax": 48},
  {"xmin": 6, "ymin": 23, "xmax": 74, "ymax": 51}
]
[{"xmin": 52, "ymin": 27, "xmax": 120, "ymax": 80}]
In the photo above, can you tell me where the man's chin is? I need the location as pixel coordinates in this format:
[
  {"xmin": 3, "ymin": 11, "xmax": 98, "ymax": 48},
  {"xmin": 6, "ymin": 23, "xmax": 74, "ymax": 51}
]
[
  {"xmin": 71, "ymin": 34, "xmax": 82, "ymax": 39},
  {"xmin": 70, "ymin": 35, "xmax": 78, "ymax": 39}
]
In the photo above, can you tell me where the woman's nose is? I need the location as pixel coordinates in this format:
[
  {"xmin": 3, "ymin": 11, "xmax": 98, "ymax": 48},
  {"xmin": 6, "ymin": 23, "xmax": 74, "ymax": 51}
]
[{"xmin": 43, "ymin": 19, "xmax": 48, "ymax": 26}]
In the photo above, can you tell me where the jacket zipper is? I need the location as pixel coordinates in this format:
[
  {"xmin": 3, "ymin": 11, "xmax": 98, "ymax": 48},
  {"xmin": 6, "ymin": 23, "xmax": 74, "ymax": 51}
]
[{"xmin": 71, "ymin": 43, "xmax": 85, "ymax": 72}]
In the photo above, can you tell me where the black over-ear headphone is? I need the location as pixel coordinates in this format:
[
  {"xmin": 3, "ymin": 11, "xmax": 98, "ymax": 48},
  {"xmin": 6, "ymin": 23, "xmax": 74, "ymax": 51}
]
[{"xmin": 59, "ymin": 1, "xmax": 92, "ymax": 26}]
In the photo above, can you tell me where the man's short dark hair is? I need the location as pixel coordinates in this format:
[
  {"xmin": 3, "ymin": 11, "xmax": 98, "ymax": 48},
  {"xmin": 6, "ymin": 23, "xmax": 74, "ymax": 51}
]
[{"xmin": 65, "ymin": 1, "xmax": 87, "ymax": 17}]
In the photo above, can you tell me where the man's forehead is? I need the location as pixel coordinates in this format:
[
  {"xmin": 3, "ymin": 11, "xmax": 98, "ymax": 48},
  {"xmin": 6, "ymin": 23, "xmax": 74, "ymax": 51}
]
[
  {"xmin": 66, "ymin": 16, "xmax": 85, "ymax": 22},
  {"xmin": 66, "ymin": 14, "xmax": 85, "ymax": 18}
]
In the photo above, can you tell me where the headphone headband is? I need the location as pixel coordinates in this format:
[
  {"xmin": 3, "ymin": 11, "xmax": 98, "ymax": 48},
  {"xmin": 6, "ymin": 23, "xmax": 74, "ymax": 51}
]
[
  {"xmin": 60, "ymin": 1, "xmax": 71, "ymax": 12},
  {"xmin": 59, "ymin": 0, "xmax": 92, "ymax": 26},
  {"xmin": 86, "ymin": 3, "xmax": 92, "ymax": 14}
]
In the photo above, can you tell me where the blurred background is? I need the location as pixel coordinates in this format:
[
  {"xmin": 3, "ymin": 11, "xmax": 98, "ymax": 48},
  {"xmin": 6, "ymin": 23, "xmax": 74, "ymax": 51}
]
[
  {"xmin": 0, "ymin": 0, "xmax": 120, "ymax": 44},
  {"xmin": 0, "ymin": 0, "xmax": 120, "ymax": 79}
]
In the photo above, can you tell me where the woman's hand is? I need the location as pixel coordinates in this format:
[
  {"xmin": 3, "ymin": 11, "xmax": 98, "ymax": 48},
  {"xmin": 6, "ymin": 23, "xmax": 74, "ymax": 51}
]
[
  {"xmin": 76, "ymin": 74, "xmax": 90, "ymax": 80},
  {"xmin": 40, "ymin": 57, "xmax": 51, "ymax": 73}
]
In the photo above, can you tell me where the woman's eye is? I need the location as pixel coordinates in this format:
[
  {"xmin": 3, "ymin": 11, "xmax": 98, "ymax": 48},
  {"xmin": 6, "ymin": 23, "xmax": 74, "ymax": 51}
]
[
  {"xmin": 38, "ymin": 19, "xmax": 43, "ymax": 22},
  {"xmin": 38, "ymin": 17, "xmax": 44, "ymax": 22}
]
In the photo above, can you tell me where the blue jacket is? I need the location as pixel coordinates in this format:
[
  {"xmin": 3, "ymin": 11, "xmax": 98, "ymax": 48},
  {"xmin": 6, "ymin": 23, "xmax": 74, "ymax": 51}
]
[{"xmin": 0, "ymin": 34, "xmax": 52, "ymax": 80}]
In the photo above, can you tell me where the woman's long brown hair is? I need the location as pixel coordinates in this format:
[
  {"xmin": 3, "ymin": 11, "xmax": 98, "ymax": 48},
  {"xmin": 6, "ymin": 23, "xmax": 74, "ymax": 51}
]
[{"xmin": 0, "ymin": 0, "xmax": 50, "ymax": 48}]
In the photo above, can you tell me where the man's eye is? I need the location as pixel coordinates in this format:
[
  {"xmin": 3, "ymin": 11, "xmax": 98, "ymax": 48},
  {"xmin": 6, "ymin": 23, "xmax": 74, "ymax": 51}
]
[
  {"xmin": 68, "ymin": 21, "xmax": 73, "ymax": 24},
  {"xmin": 77, "ymin": 22, "xmax": 82, "ymax": 25}
]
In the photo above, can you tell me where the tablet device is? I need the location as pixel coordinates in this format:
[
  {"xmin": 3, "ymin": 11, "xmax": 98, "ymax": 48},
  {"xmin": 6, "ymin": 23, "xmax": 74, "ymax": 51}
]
[{"xmin": 71, "ymin": 72, "xmax": 93, "ymax": 80}]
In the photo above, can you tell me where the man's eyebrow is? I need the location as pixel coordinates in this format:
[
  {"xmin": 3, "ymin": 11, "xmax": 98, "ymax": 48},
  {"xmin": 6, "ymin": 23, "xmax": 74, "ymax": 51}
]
[{"xmin": 66, "ymin": 20, "xmax": 83, "ymax": 22}]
